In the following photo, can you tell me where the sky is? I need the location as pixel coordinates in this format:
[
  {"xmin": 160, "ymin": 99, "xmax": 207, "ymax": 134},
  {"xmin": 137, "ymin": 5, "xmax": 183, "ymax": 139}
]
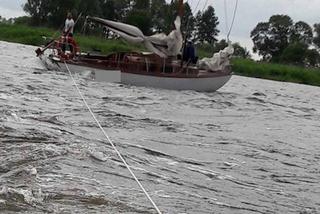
[
  {"xmin": 0, "ymin": 0, "xmax": 319, "ymax": 56},
  {"xmin": 0, "ymin": 0, "xmax": 25, "ymax": 18}
]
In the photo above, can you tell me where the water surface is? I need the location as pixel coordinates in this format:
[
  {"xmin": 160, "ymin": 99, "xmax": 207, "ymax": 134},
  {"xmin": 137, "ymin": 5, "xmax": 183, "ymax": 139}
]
[{"xmin": 0, "ymin": 41, "xmax": 319, "ymax": 213}]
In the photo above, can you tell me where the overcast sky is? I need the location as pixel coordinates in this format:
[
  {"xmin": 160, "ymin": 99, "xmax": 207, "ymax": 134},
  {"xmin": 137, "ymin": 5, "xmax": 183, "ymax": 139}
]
[{"xmin": 0, "ymin": 0, "xmax": 319, "ymax": 55}]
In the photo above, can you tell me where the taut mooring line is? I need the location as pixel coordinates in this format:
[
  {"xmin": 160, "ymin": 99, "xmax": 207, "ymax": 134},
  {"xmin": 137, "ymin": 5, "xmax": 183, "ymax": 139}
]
[{"xmin": 64, "ymin": 62, "xmax": 162, "ymax": 214}]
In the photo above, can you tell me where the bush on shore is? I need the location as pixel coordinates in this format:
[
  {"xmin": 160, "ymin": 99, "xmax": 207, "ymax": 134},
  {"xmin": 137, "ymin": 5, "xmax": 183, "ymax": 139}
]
[{"xmin": 232, "ymin": 58, "xmax": 320, "ymax": 87}]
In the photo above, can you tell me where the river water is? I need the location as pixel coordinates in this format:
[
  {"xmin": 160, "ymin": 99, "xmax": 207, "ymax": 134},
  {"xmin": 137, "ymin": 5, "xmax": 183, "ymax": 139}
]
[{"xmin": 0, "ymin": 41, "xmax": 319, "ymax": 214}]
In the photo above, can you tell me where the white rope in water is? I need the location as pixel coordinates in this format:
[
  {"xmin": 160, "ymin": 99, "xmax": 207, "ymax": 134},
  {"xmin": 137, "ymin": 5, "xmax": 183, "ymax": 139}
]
[{"xmin": 64, "ymin": 62, "xmax": 162, "ymax": 214}]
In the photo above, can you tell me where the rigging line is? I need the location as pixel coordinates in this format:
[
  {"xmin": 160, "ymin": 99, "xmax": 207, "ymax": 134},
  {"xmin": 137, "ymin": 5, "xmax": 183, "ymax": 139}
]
[
  {"xmin": 63, "ymin": 62, "xmax": 162, "ymax": 214},
  {"xmin": 75, "ymin": 12, "xmax": 83, "ymax": 26},
  {"xmin": 202, "ymin": 0, "xmax": 209, "ymax": 11},
  {"xmin": 227, "ymin": 0, "xmax": 239, "ymax": 42},
  {"xmin": 182, "ymin": 0, "xmax": 208, "ymax": 51},
  {"xmin": 224, "ymin": 0, "xmax": 229, "ymax": 36},
  {"xmin": 194, "ymin": 0, "xmax": 201, "ymax": 13}
]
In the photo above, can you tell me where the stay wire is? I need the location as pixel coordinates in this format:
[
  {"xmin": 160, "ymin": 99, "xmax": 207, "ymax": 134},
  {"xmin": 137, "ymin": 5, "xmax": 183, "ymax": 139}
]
[
  {"xmin": 224, "ymin": 0, "xmax": 229, "ymax": 36},
  {"xmin": 184, "ymin": 0, "xmax": 209, "ymax": 43},
  {"xmin": 227, "ymin": 0, "xmax": 239, "ymax": 42},
  {"xmin": 63, "ymin": 62, "xmax": 162, "ymax": 214},
  {"xmin": 202, "ymin": 0, "xmax": 209, "ymax": 11},
  {"xmin": 194, "ymin": 0, "xmax": 201, "ymax": 13}
]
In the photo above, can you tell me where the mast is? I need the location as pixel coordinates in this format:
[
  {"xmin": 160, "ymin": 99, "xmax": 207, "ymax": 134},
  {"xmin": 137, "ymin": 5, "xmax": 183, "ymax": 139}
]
[
  {"xmin": 178, "ymin": 0, "xmax": 184, "ymax": 17},
  {"xmin": 178, "ymin": 0, "xmax": 185, "ymax": 67}
]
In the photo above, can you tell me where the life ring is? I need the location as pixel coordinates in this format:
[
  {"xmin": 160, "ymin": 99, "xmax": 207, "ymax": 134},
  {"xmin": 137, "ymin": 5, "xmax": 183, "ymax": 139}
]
[{"xmin": 55, "ymin": 35, "xmax": 79, "ymax": 59}]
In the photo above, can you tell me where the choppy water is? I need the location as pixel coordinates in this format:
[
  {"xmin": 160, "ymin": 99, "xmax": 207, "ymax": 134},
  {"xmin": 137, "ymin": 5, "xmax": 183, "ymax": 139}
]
[{"xmin": 0, "ymin": 41, "xmax": 320, "ymax": 214}]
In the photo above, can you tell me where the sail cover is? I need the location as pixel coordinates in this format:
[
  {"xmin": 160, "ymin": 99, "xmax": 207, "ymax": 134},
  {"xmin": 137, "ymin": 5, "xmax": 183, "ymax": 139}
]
[
  {"xmin": 198, "ymin": 44, "xmax": 234, "ymax": 71},
  {"xmin": 87, "ymin": 16, "xmax": 183, "ymax": 58}
]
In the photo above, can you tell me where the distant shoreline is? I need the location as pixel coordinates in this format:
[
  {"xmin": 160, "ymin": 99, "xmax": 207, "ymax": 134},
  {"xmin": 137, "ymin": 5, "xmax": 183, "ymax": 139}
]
[
  {"xmin": 232, "ymin": 58, "xmax": 320, "ymax": 87},
  {"xmin": 1, "ymin": 23, "xmax": 319, "ymax": 87}
]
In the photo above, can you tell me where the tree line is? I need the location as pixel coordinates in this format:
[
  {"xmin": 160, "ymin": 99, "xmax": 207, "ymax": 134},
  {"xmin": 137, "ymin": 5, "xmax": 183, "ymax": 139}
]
[
  {"xmin": 6, "ymin": 0, "xmax": 320, "ymax": 66},
  {"xmin": 22, "ymin": 0, "xmax": 220, "ymax": 44},
  {"xmin": 251, "ymin": 15, "xmax": 320, "ymax": 66},
  {"xmin": 20, "ymin": 0, "xmax": 250, "ymax": 58},
  {"xmin": 14, "ymin": 0, "xmax": 246, "ymax": 57}
]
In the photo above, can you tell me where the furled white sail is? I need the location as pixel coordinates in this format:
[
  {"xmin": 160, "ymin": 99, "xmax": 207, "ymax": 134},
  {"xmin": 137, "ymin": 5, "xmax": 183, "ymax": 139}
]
[
  {"xmin": 198, "ymin": 44, "xmax": 234, "ymax": 71},
  {"xmin": 87, "ymin": 16, "xmax": 183, "ymax": 58}
]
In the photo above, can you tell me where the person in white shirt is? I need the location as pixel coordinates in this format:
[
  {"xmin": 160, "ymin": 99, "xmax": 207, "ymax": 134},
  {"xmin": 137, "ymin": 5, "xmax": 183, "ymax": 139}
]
[
  {"xmin": 62, "ymin": 12, "xmax": 75, "ymax": 53},
  {"xmin": 64, "ymin": 12, "xmax": 75, "ymax": 37}
]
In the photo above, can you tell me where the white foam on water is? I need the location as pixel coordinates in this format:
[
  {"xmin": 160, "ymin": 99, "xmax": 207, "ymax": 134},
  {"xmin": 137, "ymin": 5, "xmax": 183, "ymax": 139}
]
[
  {"xmin": 0, "ymin": 186, "xmax": 43, "ymax": 205},
  {"xmin": 6, "ymin": 112, "xmax": 22, "ymax": 122},
  {"xmin": 25, "ymin": 166, "xmax": 38, "ymax": 176},
  {"xmin": 88, "ymin": 150, "xmax": 110, "ymax": 162},
  {"xmin": 0, "ymin": 93, "xmax": 9, "ymax": 100}
]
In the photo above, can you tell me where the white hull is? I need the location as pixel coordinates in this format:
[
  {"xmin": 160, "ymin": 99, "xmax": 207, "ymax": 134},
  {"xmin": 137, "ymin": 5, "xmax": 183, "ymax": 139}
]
[
  {"xmin": 40, "ymin": 56, "xmax": 231, "ymax": 92},
  {"xmin": 121, "ymin": 72, "xmax": 231, "ymax": 92},
  {"xmin": 57, "ymin": 62, "xmax": 121, "ymax": 83}
]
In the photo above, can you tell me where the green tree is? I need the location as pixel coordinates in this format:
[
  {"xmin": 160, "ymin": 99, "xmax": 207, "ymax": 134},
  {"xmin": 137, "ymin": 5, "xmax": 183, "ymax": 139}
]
[
  {"xmin": 126, "ymin": 10, "xmax": 152, "ymax": 34},
  {"xmin": 23, "ymin": 0, "xmax": 51, "ymax": 25},
  {"xmin": 251, "ymin": 15, "xmax": 293, "ymax": 61},
  {"xmin": 47, "ymin": 0, "xmax": 80, "ymax": 27},
  {"xmin": 133, "ymin": 0, "xmax": 149, "ymax": 10},
  {"xmin": 14, "ymin": 16, "xmax": 32, "ymax": 25},
  {"xmin": 251, "ymin": 15, "xmax": 314, "ymax": 63},
  {"xmin": 233, "ymin": 43, "xmax": 251, "ymax": 59},
  {"xmin": 291, "ymin": 21, "xmax": 313, "ymax": 45},
  {"xmin": 251, "ymin": 22, "xmax": 273, "ymax": 60},
  {"xmin": 78, "ymin": 0, "xmax": 101, "ymax": 17},
  {"xmin": 107, "ymin": 0, "xmax": 130, "ymax": 21},
  {"xmin": 150, "ymin": 0, "xmax": 168, "ymax": 33},
  {"xmin": 160, "ymin": 0, "xmax": 180, "ymax": 34},
  {"xmin": 24, "ymin": 0, "xmax": 80, "ymax": 27},
  {"xmin": 313, "ymin": 23, "xmax": 320, "ymax": 50},
  {"xmin": 181, "ymin": 2, "xmax": 195, "ymax": 39},
  {"xmin": 305, "ymin": 49, "xmax": 320, "ymax": 67},
  {"xmin": 213, "ymin": 40, "xmax": 251, "ymax": 59},
  {"xmin": 0, "ymin": 16, "xmax": 6, "ymax": 23},
  {"xmin": 195, "ymin": 6, "xmax": 219, "ymax": 44},
  {"xmin": 126, "ymin": 0, "xmax": 151, "ymax": 35},
  {"xmin": 100, "ymin": 0, "xmax": 116, "ymax": 20},
  {"xmin": 213, "ymin": 39, "xmax": 228, "ymax": 52},
  {"xmin": 280, "ymin": 42, "xmax": 307, "ymax": 65}
]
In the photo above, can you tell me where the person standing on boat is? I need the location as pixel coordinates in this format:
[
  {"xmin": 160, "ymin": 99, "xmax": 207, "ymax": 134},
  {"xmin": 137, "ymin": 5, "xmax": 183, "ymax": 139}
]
[
  {"xmin": 64, "ymin": 12, "xmax": 75, "ymax": 37},
  {"xmin": 183, "ymin": 41, "xmax": 197, "ymax": 64},
  {"xmin": 62, "ymin": 12, "xmax": 75, "ymax": 53}
]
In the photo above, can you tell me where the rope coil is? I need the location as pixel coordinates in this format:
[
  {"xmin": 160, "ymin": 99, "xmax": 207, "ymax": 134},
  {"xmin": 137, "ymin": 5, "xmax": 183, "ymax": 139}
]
[{"xmin": 64, "ymin": 62, "xmax": 162, "ymax": 214}]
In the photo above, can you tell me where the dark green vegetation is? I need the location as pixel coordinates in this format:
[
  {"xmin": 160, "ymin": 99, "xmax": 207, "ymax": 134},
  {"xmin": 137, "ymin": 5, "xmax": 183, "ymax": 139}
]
[
  {"xmin": 22, "ymin": 0, "xmax": 220, "ymax": 44},
  {"xmin": 0, "ymin": 22, "xmax": 248, "ymax": 59},
  {"xmin": 1, "ymin": 23, "xmax": 319, "ymax": 87},
  {"xmin": 1, "ymin": 0, "xmax": 250, "ymax": 58},
  {"xmin": 1, "ymin": 0, "xmax": 320, "ymax": 86},
  {"xmin": 0, "ymin": 23, "xmax": 49, "ymax": 46},
  {"xmin": 232, "ymin": 59, "xmax": 320, "ymax": 87},
  {"xmin": 196, "ymin": 40, "xmax": 251, "ymax": 59},
  {"xmin": 0, "ymin": 23, "xmax": 143, "ymax": 53},
  {"xmin": 18, "ymin": 0, "xmax": 320, "ymax": 65},
  {"xmin": 251, "ymin": 15, "xmax": 320, "ymax": 66}
]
